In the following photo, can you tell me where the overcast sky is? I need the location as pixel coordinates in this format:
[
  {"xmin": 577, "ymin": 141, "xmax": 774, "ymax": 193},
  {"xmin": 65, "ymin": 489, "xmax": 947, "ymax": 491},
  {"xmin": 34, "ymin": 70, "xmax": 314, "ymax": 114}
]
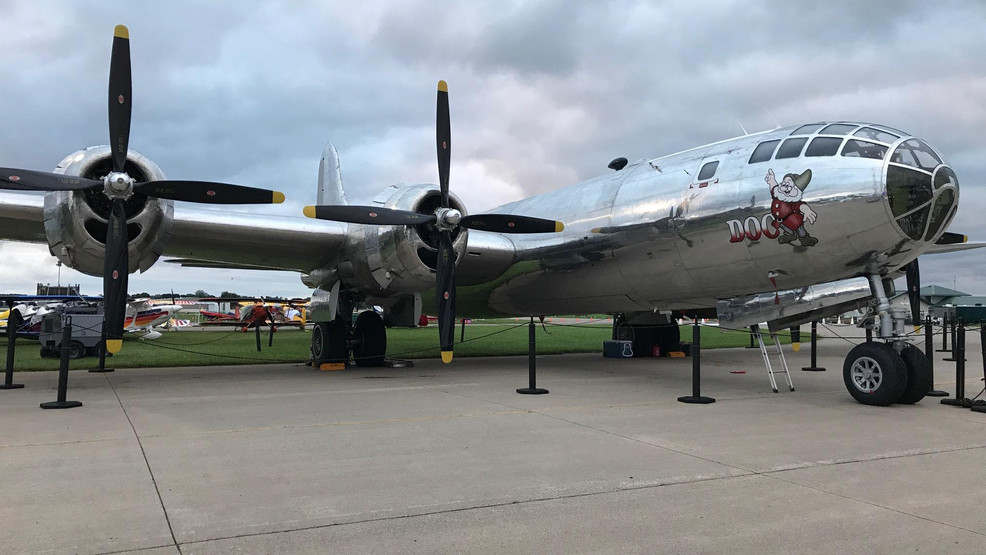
[{"xmin": 1, "ymin": 0, "xmax": 985, "ymax": 300}]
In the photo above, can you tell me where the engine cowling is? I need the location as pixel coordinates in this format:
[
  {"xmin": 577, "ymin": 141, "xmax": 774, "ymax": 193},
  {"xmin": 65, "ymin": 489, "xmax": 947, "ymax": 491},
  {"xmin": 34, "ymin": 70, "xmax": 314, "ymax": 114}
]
[
  {"xmin": 352, "ymin": 183, "xmax": 469, "ymax": 295},
  {"xmin": 42, "ymin": 146, "xmax": 174, "ymax": 277}
]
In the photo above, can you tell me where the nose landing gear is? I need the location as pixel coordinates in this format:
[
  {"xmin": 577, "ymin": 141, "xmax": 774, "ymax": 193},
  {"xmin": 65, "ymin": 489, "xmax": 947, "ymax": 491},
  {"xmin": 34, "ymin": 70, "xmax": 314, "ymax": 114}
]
[{"xmin": 842, "ymin": 275, "xmax": 933, "ymax": 406}]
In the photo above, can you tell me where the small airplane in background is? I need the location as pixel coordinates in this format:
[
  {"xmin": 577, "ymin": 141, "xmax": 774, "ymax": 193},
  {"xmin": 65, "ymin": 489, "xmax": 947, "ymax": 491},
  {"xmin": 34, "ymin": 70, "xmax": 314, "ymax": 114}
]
[{"xmin": 123, "ymin": 298, "xmax": 187, "ymax": 339}]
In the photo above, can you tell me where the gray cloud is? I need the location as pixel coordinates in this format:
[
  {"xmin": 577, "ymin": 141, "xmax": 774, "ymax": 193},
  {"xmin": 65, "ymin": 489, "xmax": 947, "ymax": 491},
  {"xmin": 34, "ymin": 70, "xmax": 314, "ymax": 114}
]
[{"xmin": 1, "ymin": 0, "xmax": 985, "ymax": 298}]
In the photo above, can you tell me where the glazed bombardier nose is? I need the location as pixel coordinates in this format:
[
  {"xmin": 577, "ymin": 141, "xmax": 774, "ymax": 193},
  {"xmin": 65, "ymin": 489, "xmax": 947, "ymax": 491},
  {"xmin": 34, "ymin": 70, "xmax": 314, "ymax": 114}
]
[{"xmin": 885, "ymin": 138, "xmax": 958, "ymax": 243}]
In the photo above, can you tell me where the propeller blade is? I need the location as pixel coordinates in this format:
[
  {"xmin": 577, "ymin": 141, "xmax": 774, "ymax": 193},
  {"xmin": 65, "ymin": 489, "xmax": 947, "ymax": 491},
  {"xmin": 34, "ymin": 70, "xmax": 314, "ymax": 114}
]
[
  {"xmin": 905, "ymin": 259, "xmax": 921, "ymax": 325},
  {"xmin": 134, "ymin": 180, "xmax": 285, "ymax": 204},
  {"xmin": 436, "ymin": 80, "xmax": 451, "ymax": 209},
  {"xmin": 108, "ymin": 25, "xmax": 132, "ymax": 174},
  {"xmin": 0, "ymin": 168, "xmax": 100, "ymax": 191},
  {"xmin": 302, "ymin": 205, "xmax": 436, "ymax": 225},
  {"xmin": 103, "ymin": 198, "xmax": 129, "ymax": 353},
  {"xmin": 436, "ymin": 230, "xmax": 456, "ymax": 363},
  {"xmin": 461, "ymin": 214, "xmax": 564, "ymax": 234}
]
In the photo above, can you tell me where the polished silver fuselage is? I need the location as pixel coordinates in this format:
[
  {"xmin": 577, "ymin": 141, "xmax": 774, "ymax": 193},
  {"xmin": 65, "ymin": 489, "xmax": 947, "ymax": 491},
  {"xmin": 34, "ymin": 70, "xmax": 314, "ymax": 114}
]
[{"xmin": 465, "ymin": 123, "xmax": 955, "ymax": 315}]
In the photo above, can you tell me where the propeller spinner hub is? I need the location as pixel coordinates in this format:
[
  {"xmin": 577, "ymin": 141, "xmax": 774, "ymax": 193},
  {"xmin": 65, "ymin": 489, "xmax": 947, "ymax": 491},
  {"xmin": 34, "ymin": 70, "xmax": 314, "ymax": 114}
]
[
  {"xmin": 436, "ymin": 207, "xmax": 462, "ymax": 230},
  {"xmin": 103, "ymin": 171, "xmax": 134, "ymax": 199}
]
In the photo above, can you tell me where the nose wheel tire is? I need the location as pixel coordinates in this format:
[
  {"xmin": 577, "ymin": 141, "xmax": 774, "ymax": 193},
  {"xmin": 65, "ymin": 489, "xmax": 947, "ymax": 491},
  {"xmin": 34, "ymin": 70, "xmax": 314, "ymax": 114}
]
[
  {"xmin": 897, "ymin": 344, "xmax": 932, "ymax": 404},
  {"xmin": 843, "ymin": 342, "xmax": 908, "ymax": 406}
]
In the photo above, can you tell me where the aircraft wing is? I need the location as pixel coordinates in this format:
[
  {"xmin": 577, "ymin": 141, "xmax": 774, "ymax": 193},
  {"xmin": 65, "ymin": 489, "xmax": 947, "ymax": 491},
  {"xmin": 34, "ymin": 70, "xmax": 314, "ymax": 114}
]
[{"xmin": 0, "ymin": 190, "xmax": 350, "ymax": 276}]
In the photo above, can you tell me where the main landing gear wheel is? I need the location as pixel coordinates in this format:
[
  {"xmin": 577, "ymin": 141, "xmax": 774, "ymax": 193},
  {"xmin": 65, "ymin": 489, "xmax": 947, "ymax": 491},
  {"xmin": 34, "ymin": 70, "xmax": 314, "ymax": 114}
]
[
  {"xmin": 897, "ymin": 345, "xmax": 932, "ymax": 405},
  {"xmin": 843, "ymin": 342, "xmax": 907, "ymax": 406},
  {"xmin": 311, "ymin": 317, "xmax": 347, "ymax": 366},
  {"xmin": 353, "ymin": 311, "xmax": 387, "ymax": 367}
]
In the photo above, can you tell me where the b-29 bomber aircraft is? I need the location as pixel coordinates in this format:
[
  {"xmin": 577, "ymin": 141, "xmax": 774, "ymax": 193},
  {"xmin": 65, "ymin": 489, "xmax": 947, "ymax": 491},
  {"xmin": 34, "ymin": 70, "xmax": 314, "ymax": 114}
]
[{"xmin": 0, "ymin": 25, "xmax": 977, "ymax": 406}]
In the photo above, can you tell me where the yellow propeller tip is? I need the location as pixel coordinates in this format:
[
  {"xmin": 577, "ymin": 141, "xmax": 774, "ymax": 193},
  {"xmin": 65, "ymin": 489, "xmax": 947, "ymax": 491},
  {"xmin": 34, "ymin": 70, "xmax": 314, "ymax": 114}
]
[
  {"xmin": 590, "ymin": 227, "xmax": 601, "ymax": 234},
  {"xmin": 272, "ymin": 191, "xmax": 285, "ymax": 204},
  {"xmin": 114, "ymin": 25, "xmax": 129, "ymax": 39},
  {"xmin": 441, "ymin": 351, "xmax": 453, "ymax": 363},
  {"xmin": 555, "ymin": 221, "xmax": 565, "ymax": 232},
  {"xmin": 438, "ymin": 80, "xmax": 448, "ymax": 92},
  {"xmin": 792, "ymin": 342, "xmax": 800, "ymax": 353},
  {"xmin": 302, "ymin": 206, "xmax": 316, "ymax": 218},
  {"xmin": 106, "ymin": 339, "xmax": 123, "ymax": 354}
]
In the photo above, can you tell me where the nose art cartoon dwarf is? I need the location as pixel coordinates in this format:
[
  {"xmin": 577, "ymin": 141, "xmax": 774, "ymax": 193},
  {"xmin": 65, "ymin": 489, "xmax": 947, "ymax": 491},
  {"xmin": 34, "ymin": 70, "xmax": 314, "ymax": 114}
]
[{"xmin": 766, "ymin": 168, "xmax": 817, "ymax": 247}]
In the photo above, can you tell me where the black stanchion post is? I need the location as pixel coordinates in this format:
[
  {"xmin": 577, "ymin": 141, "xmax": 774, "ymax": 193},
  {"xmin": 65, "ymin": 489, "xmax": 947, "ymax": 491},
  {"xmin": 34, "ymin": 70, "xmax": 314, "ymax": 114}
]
[
  {"xmin": 2, "ymin": 308, "xmax": 25, "ymax": 389},
  {"xmin": 255, "ymin": 324, "xmax": 262, "ymax": 352},
  {"xmin": 802, "ymin": 320, "xmax": 825, "ymax": 372},
  {"xmin": 937, "ymin": 315, "xmax": 950, "ymax": 352},
  {"xmin": 41, "ymin": 315, "xmax": 82, "ymax": 409},
  {"xmin": 973, "ymin": 325, "xmax": 986, "ymax": 413},
  {"xmin": 268, "ymin": 325, "xmax": 275, "ymax": 347},
  {"xmin": 925, "ymin": 315, "xmax": 946, "ymax": 396},
  {"xmin": 944, "ymin": 316, "xmax": 958, "ymax": 361},
  {"xmin": 89, "ymin": 321, "xmax": 114, "ymax": 373},
  {"xmin": 460, "ymin": 318, "xmax": 466, "ymax": 343},
  {"xmin": 942, "ymin": 319, "xmax": 967, "ymax": 407},
  {"xmin": 678, "ymin": 319, "xmax": 714, "ymax": 404},
  {"xmin": 517, "ymin": 316, "xmax": 548, "ymax": 395}
]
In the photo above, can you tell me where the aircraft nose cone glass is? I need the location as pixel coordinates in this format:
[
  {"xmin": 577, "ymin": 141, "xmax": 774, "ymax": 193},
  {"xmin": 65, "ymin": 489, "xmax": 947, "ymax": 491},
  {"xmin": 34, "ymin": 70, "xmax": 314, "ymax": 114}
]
[{"xmin": 885, "ymin": 139, "xmax": 957, "ymax": 242}]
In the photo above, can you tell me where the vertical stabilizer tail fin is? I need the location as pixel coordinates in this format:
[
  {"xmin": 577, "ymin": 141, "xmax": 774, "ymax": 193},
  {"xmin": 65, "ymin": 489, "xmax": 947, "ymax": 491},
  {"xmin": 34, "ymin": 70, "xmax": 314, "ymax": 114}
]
[{"xmin": 317, "ymin": 143, "xmax": 348, "ymax": 206}]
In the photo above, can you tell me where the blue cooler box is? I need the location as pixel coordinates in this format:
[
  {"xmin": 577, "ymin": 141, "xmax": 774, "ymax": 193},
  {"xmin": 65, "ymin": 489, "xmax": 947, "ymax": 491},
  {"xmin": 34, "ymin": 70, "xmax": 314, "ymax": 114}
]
[{"xmin": 603, "ymin": 340, "xmax": 634, "ymax": 358}]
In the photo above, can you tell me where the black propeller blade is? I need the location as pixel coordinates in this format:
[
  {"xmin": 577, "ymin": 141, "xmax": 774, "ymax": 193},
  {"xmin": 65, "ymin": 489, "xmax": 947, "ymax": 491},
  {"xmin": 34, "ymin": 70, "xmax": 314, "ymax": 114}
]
[
  {"xmin": 302, "ymin": 80, "xmax": 565, "ymax": 363},
  {"xmin": 302, "ymin": 205, "xmax": 436, "ymax": 225},
  {"xmin": 0, "ymin": 169, "xmax": 100, "ymax": 191},
  {"xmin": 0, "ymin": 25, "xmax": 287, "ymax": 353},
  {"xmin": 460, "ymin": 214, "xmax": 564, "ymax": 234},
  {"xmin": 134, "ymin": 181, "xmax": 286, "ymax": 204},
  {"xmin": 108, "ymin": 25, "xmax": 132, "ymax": 174},
  {"xmin": 103, "ymin": 199, "xmax": 129, "ymax": 353},
  {"xmin": 905, "ymin": 259, "xmax": 921, "ymax": 326}
]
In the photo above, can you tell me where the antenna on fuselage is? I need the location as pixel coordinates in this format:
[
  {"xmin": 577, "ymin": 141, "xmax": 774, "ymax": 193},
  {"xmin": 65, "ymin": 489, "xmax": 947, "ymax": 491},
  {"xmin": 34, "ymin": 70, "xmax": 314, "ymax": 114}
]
[{"xmin": 762, "ymin": 107, "xmax": 781, "ymax": 129}]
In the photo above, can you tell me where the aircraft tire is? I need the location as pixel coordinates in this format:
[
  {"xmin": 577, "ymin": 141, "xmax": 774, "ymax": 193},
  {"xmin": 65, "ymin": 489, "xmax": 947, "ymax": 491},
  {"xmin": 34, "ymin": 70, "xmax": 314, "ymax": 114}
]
[
  {"xmin": 896, "ymin": 344, "xmax": 932, "ymax": 404},
  {"xmin": 843, "ymin": 342, "xmax": 907, "ymax": 406},
  {"xmin": 311, "ymin": 317, "xmax": 347, "ymax": 366},
  {"xmin": 69, "ymin": 341, "xmax": 86, "ymax": 360},
  {"xmin": 353, "ymin": 311, "xmax": 386, "ymax": 367}
]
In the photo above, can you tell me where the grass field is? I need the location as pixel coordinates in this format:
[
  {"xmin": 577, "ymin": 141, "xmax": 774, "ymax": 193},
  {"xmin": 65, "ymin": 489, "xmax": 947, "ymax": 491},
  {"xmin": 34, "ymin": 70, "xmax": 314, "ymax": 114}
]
[{"xmin": 0, "ymin": 322, "xmax": 791, "ymax": 371}]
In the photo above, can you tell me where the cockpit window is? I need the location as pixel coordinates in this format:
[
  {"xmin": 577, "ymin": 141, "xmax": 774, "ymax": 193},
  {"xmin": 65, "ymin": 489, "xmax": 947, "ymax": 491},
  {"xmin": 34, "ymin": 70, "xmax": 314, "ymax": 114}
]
[
  {"xmin": 891, "ymin": 139, "xmax": 942, "ymax": 171},
  {"xmin": 842, "ymin": 139, "xmax": 888, "ymax": 160},
  {"xmin": 790, "ymin": 123, "xmax": 824, "ymax": 135},
  {"xmin": 805, "ymin": 137, "xmax": 842, "ymax": 157},
  {"xmin": 819, "ymin": 123, "xmax": 858, "ymax": 135},
  {"xmin": 748, "ymin": 140, "xmax": 780, "ymax": 163},
  {"xmin": 775, "ymin": 137, "xmax": 808, "ymax": 159},
  {"xmin": 934, "ymin": 167, "xmax": 958, "ymax": 190},
  {"xmin": 853, "ymin": 127, "xmax": 899, "ymax": 144},
  {"xmin": 697, "ymin": 161, "xmax": 719, "ymax": 180},
  {"xmin": 887, "ymin": 166, "xmax": 933, "ymax": 218},
  {"xmin": 924, "ymin": 190, "xmax": 956, "ymax": 242}
]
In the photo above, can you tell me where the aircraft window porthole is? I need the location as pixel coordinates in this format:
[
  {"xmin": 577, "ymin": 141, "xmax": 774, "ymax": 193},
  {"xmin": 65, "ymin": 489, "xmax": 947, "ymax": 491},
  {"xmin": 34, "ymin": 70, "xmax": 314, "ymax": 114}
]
[
  {"xmin": 853, "ymin": 127, "xmax": 899, "ymax": 144},
  {"xmin": 805, "ymin": 137, "xmax": 843, "ymax": 157},
  {"xmin": 819, "ymin": 123, "xmax": 858, "ymax": 135},
  {"xmin": 697, "ymin": 161, "xmax": 719, "ymax": 180},
  {"xmin": 841, "ymin": 139, "xmax": 888, "ymax": 160},
  {"xmin": 748, "ymin": 140, "xmax": 781, "ymax": 163},
  {"xmin": 775, "ymin": 137, "xmax": 808, "ymax": 159},
  {"xmin": 790, "ymin": 123, "xmax": 823, "ymax": 135}
]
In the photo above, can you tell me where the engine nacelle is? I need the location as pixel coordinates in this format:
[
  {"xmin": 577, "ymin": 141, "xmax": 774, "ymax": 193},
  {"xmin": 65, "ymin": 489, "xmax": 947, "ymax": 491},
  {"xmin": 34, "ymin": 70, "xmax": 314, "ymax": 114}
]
[
  {"xmin": 42, "ymin": 146, "xmax": 174, "ymax": 277},
  {"xmin": 354, "ymin": 183, "xmax": 469, "ymax": 295}
]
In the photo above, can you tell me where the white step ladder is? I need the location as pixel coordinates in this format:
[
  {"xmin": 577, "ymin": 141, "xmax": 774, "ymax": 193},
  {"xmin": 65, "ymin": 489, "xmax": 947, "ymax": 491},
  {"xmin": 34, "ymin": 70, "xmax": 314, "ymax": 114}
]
[{"xmin": 751, "ymin": 324, "xmax": 795, "ymax": 393}]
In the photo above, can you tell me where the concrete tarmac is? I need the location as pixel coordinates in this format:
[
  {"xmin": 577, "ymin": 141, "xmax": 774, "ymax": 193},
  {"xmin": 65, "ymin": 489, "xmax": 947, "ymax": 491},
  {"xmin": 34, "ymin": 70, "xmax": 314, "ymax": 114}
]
[{"xmin": 1, "ymin": 328, "xmax": 985, "ymax": 554}]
